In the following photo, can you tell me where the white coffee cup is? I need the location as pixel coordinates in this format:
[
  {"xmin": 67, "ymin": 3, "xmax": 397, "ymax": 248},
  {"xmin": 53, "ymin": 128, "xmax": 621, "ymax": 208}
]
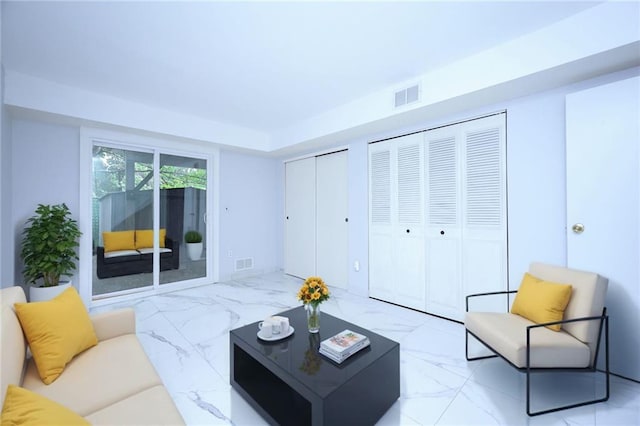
[
  {"xmin": 279, "ymin": 317, "xmax": 290, "ymax": 335},
  {"xmin": 267, "ymin": 316, "xmax": 283, "ymax": 334},
  {"xmin": 271, "ymin": 316, "xmax": 291, "ymax": 335},
  {"xmin": 258, "ymin": 321, "xmax": 273, "ymax": 338}
]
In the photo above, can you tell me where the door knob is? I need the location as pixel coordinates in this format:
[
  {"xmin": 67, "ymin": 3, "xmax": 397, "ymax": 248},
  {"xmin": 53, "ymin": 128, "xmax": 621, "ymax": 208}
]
[{"xmin": 572, "ymin": 223, "xmax": 585, "ymax": 234}]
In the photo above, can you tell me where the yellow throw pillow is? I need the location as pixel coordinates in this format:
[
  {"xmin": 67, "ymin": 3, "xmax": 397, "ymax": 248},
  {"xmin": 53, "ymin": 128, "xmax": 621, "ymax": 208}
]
[
  {"xmin": 1, "ymin": 385, "xmax": 89, "ymax": 425},
  {"xmin": 511, "ymin": 272, "xmax": 573, "ymax": 331},
  {"xmin": 14, "ymin": 287, "xmax": 98, "ymax": 384},
  {"xmin": 102, "ymin": 230, "xmax": 135, "ymax": 252},
  {"xmin": 135, "ymin": 228, "xmax": 166, "ymax": 249}
]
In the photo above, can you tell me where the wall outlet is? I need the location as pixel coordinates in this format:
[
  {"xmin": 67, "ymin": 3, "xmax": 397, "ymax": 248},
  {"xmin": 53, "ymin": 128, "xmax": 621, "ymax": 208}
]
[{"xmin": 227, "ymin": 250, "xmax": 233, "ymax": 258}]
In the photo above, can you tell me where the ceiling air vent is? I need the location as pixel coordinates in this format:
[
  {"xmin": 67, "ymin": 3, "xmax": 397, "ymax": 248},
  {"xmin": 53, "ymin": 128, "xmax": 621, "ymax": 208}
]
[{"xmin": 394, "ymin": 83, "xmax": 421, "ymax": 108}]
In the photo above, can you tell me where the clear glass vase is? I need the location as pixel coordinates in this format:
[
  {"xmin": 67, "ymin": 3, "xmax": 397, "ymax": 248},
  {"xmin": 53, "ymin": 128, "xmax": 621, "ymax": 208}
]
[{"xmin": 306, "ymin": 303, "xmax": 321, "ymax": 333}]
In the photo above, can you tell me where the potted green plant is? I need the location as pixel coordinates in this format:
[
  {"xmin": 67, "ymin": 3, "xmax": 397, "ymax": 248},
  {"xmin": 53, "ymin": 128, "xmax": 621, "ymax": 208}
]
[
  {"xmin": 21, "ymin": 203, "xmax": 82, "ymax": 301},
  {"xmin": 184, "ymin": 230, "xmax": 203, "ymax": 261}
]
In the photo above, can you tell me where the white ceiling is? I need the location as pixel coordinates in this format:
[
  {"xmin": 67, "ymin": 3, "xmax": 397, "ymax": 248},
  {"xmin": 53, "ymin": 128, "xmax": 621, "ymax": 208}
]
[{"xmin": 3, "ymin": 1, "xmax": 603, "ymax": 136}]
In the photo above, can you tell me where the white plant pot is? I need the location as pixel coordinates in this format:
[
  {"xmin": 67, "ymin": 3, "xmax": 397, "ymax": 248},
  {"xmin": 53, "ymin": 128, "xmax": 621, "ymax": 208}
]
[
  {"xmin": 29, "ymin": 281, "xmax": 72, "ymax": 302},
  {"xmin": 186, "ymin": 242, "xmax": 203, "ymax": 261}
]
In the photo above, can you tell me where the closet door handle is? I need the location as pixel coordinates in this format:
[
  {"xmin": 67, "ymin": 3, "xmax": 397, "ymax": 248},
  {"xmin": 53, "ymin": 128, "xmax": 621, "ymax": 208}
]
[
  {"xmin": 440, "ymin": 230, "xmax": 445, "ymax": 235},
  {"xmin": 345, "ymin": 218, "xmax": 349, "ymax": 222},
  {"xmin": 406, "ymin": 229, "xmax": 410, "ymax": 233}
]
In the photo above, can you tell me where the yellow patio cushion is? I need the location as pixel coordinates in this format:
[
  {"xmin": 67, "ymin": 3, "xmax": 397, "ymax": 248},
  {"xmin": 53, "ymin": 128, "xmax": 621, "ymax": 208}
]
[
  {"xmin": 102, "ymin": 230, "xmax": 135, "ymax": 252},
  {"xmin": 135, "ymin": 229, "xmax": 166, "ymax": 249}
]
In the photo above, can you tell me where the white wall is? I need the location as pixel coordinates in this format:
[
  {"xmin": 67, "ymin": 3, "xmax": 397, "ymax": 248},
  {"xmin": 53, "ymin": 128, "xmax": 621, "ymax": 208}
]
[
  {"xmin": 6, "ymin": 67, "xmax": 638, "ymax": 296},
  {"xmin": 294, "ymin": 67, "xmax": 640, "ymax": 299},
  {"xmin": 505, "ymin": 67, "xmax": 640, "ymax": 286},
  {"xmin": 0, "ymin": 2, "xmax": 11, "ymax": 287},
  {"xmin": 11, "ymin": 119, "xmax": 80, "ymax": 288},
  {"xmin": 272, "ymin": 2, "xmax": 640, "ymax": 150},
  {"xmin": 5, "ymin": 71, "xmax": 271, "ymax": 152},
  {"xmin": 218, "ymin": 150, "xmax": 282, "ymax": 281},
  {"xmin": 0, "ymin": 80, "xmax": 12, "ymax": 288},
  {"xmin": 8, "ymin": 118, "xmax": 285, "ymax": 290}
]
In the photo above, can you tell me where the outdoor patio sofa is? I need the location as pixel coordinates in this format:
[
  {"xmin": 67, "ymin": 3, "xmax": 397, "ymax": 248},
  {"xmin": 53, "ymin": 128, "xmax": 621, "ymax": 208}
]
[{"xmin": 96, "ymin": 229, "xmax": 180, "ymax": 279}]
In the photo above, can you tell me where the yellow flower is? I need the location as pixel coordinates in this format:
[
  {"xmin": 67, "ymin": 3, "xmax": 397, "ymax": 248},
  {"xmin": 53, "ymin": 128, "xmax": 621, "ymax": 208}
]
[{"xmin": 299, "ymin": 276, "xmax": 330, "ymax": 306}]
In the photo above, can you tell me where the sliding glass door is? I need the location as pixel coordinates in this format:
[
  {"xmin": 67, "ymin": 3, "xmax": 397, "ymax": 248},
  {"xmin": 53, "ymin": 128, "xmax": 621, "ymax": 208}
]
[
  {"xmin": 91, "ymin": 145, "xmax": 208, "ymax": 298},
  {"xmin": 159, "ymin": 154, "xmax": 207, "ymax": 285}
]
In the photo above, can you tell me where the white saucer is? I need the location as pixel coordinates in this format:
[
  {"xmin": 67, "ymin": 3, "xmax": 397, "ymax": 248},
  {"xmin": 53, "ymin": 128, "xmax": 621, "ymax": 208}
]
[{"xmin": 257, "ymin": 326, "xmax": 295, "ymax": 341}]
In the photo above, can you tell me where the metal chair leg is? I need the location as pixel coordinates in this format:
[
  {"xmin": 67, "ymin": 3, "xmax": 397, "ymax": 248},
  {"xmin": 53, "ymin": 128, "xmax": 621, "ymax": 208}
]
[
  {"xmin": 465, "ymin": 330, "xmax": 498, "ymax": 362},
  {"xmin": 526, "ymin": 316, "xmax": 610, "ymax": 416}
]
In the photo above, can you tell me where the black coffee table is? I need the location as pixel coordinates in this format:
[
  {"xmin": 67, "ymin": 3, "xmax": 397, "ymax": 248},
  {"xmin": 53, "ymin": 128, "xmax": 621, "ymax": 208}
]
[{"xmin": 230, "ymin": 306, "xmax": 400, "ymax": 426}]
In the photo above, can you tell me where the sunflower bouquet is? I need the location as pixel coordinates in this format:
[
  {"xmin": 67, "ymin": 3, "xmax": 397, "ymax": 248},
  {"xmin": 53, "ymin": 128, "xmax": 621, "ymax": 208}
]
[
  {"xmin": 297, "ymin": 276, "xmax": 330, "ymax": 307},
  {"xmin": 298, "ymin": 277, "xmax": 330, "ymax": 333}
]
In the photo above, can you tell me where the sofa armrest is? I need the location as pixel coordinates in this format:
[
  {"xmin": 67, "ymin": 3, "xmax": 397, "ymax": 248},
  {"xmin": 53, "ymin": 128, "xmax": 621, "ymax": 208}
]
[
  {"xmin": 525, "ymin": 309, "xmax": 607, "ymax": 331},
  {"xmin": 525, "ymin": 308, "xmax": 608, "ymax": 369},
  {"xmin": 165, "ymin": 237, "xmax": 180, "ymax": 269},
  {"xmin": 91, "ymin": 308, "xmax": 136, "ymax": 341},
  {"xmin": 165, "ymin": 237, "xmax": 174, "ymax": 249}
]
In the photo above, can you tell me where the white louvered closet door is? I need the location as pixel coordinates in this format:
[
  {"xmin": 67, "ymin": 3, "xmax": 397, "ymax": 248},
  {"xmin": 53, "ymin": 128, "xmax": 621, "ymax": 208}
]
[
  {"xmin": 369, "ymin": 114, "xmax": 506, "ymax": 320},
  {"xmin": 368, "ymin": 133, "xmax": 424, "ymax": 309},
  {"xmin": 369, "ymin": 141, "xmax": 394, "ymax": 302},
  {"xmin": 395, "ymin": 135, "xmax": 425, "ymax": 310},
  {"xmin": 461, "ymin": 115, "xmax": 507, "ymax": 315},
  {"xmin": 425, "ymin": 113, "xmax": 507, "ymax": 321},
  {"xmin": 425, "ymin": 130, "xmax": 462, "ymax": 319}
]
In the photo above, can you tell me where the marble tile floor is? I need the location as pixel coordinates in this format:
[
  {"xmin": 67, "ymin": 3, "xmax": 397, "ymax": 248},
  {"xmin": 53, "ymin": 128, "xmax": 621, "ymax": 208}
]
[{"xmin": 91, "ymin": 273, "xmax": 640, "ymax": 425}]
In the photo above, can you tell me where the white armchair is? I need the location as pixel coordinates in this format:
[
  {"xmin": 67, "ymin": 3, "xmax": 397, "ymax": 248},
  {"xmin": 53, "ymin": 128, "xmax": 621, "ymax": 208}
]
[{"xmin": 465, "ymin": 262, "xmax": 609, "ymax": 416}]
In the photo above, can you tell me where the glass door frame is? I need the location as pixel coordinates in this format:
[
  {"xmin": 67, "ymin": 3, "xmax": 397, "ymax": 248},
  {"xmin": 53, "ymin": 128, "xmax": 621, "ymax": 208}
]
[{"xmin": 79, "ymin": 127, "xmax": 220, "ymax": 307}]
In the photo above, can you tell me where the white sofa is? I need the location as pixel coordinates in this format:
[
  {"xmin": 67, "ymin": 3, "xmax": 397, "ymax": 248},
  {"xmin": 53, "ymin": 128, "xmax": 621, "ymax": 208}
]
[{"xmin": 1, "ymin": 286, "xmax": 185, "ymax": 425}]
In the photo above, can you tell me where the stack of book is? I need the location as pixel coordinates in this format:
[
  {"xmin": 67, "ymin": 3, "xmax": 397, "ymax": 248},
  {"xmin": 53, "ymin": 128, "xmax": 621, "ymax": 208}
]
[{"xmin": 319, "ymin": 329, "xmax": 370, "ymax": 364}]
